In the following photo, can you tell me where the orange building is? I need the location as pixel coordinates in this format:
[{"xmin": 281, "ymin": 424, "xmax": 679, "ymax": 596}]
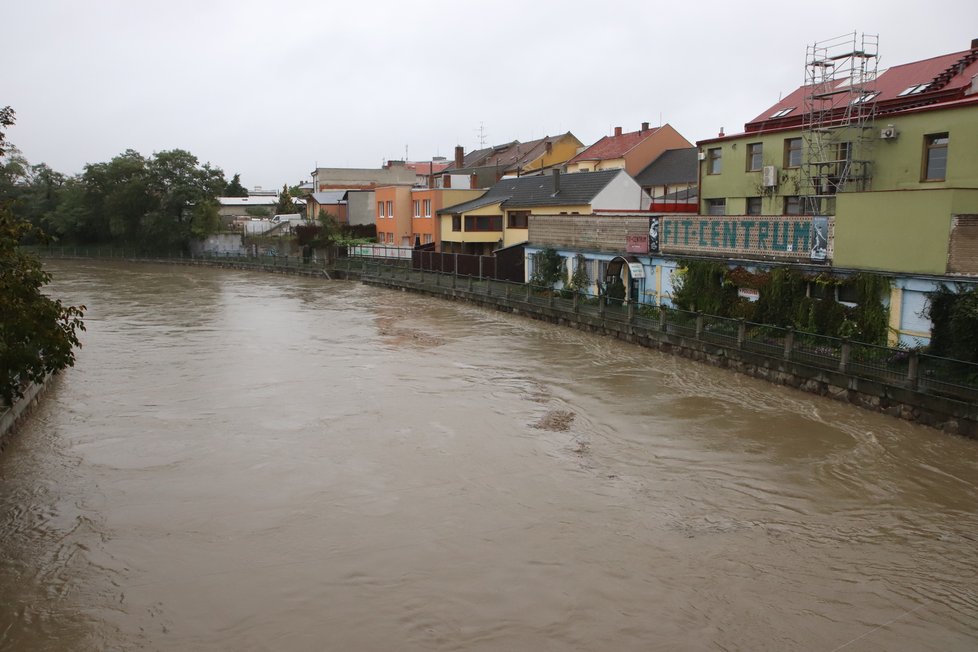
[
  {"xmin": 410, "ymin": 187, "xmax": 484, "ymax": 249},
  {"xmin": 373, "ymin": 185, "xmax": 413, "ymax": 247}
]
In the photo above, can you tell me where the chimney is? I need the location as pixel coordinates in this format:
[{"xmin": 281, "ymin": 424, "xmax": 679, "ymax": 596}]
[
  {"xmin": 470, "ymin": 174, "xmax": 478, "ymax": 189},
  {"xmin": 444, "ymin": 175, "xmax": 452, "ymax": 188},
  {"xmin": 553, "ymin": 169, "xmax": 561, "ymax": 194},
  {"xmin": 718, "ymin": 127, "xmax": 725, "ymax": 138},
  {"xmin": 614, "ymin": 126, "xmax": 623, "ymax": 137},
  {"xmin": 972, "ymin": 37, "xmax": 978, "ymax": 50},
  {"xmin": 545, "ymin": 141, "xmax": 553, "ymax": 154},
  {"xmin": 641, "ymin": 122, "xmax": 650, "ymax": 132},
  {"xmin": 454, "ymin": 145, "xmax": 464, "ymax": 169}
]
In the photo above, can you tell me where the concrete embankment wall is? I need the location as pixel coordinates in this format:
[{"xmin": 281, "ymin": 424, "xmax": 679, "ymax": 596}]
[
  {"xmin": 360, "ymin": 274, "xmax": 978, "ymax": 439},
  {"xmin": 0, "ymin": 378, "xmax": 51, "ymax": 453}
]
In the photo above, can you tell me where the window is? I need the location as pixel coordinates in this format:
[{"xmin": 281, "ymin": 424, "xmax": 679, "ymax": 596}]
[
  {"xmin": 413, "ymin": 200, "xmax": 420, "ymax": 218},
  {"xmin": 707, "ymin": 148, "xmax": 722, "ymax": 175},
  {"xmin": 423, "ymin": 199, "xmax": 431, "ymax": 217},
  {"xmin": 378, "ymin": 202, "xmax": 385, "ymax": 218},
  {"xmin": 452, "ymin": 215, "xmax": 461, "ymax": 232},
  {"xmin": 923, "ymin": 133, "xmax": 948, "ymax": 181},
  {"xmin": 464, "ymin": 215, "xmax": 503, "ymax": 232},
  {"xmin": 898, "ymin": 83, "xmax": 930, "ymax": 96},
  {"xmin": 386, "ymin": 201, "xmax": 393, "ymax": 219},
  {"xmin": 836, "ymin": 141, "xmax": 852, "ymax": 163},
  {"xmin": 746, "ymin": 197, "xmax": 762, "ymax": 215},
  {"xmin": 423, "ymin": 234, "xmax": 433, "ymax": 245},
  {"xmin": 850, "ymin": 92, "xmax": 879, "ymax": 105},
  {"xmin": 746, "ymin": 143, "xmax": 763, "ymax": 171},
  {"xmin": 706, "ymin": 198, "xmax": 726, "ymax": 215},
  {"xmin": 507, "ymin": 211, "xmax": 529, "ymax": 229},
  {"xmin": 770, "ymin": 107, "xmax": 794, "ymax": 118},
  {"xmin": 784, "ymin": 138, "xmax": 802, "ymax": 168},
  {"xmin": 377, "ymin": 231, "xmax": 384, "ymax": 242},
  {"xmin": 784, "ymin": 196, "xmax": 806, "ymax": 215},
  {"xmin": 387, "ymin": 232, "xmax": 394, "ymax": 244}
]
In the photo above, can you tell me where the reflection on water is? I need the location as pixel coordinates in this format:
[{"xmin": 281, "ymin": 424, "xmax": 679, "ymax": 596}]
[{"xmin": 1, "ymin": 260, "xmax": 976, "ymax": 651}]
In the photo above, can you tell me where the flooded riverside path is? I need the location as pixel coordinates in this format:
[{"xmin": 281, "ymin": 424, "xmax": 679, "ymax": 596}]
[{"xmin": 2, "ymin": 261, "xmax": 977, "ymax": 651}]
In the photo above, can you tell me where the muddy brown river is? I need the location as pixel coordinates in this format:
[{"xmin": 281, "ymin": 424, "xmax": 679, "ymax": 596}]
[{"xmin": 1, "ymin": 260, "xmax": 976, "ymax": 651}]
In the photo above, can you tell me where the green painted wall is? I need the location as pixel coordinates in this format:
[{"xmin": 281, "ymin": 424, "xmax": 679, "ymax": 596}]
[
  {"xmin": 834, "ymin": 190, "xmax": 955, "ymax": 273},
  {"xmin": 870, "ymin": 105, "xmax": 978, "ymax": 190},
  {"xmin": 698, "ymin": 103, "xmax": 978, "ymax": 274}
]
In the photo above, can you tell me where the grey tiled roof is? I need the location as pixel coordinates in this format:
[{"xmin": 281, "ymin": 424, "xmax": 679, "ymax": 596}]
[
  {"xmin": 634, "ymin": 148, "xmax": 698, "ymax": 186},
  {"xmin": 439, "ymin": 169, "xmax": 622, "ymax": 214},
  {"xmin": 437, "ymin": 194, "xmax": 509, "ymax": 214}
]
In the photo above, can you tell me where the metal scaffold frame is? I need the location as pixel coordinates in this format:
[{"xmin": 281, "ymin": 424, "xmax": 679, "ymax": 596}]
[{"xmin": 802, "ymin": 32, "xmax": 879, "ymax": 215}]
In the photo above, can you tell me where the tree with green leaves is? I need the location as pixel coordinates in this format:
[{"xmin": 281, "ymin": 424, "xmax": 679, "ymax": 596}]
[
  {"xmin": 224, "ymin": 173, "xmax": 248, "ymax": 197},
  {"xmin": 274, "ymin": 184, "xmax": 297, "ymax": 216},
  {"xmin": 531, "ymin": 247, "xmax": 565, "ymax": 290},
  {"xmin": 0, "ymin": 106, "xmax": 86, "ymax": 406}
]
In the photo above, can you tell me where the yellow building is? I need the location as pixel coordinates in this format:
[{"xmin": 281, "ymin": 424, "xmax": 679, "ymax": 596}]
[{"xmin": 438, "ymin": 169, "xmax": 650, "ymax": 255}]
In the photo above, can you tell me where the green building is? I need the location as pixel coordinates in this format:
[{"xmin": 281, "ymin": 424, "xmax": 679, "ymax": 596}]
[{"xmin": 696, "ymin": 35, "xmax": 978, "ymax": 344}]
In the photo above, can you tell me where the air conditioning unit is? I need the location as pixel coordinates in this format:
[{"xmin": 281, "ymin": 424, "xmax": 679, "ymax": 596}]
[
  {"xmin": 762, "ymin": 165, "xmax": 778, "ymax": 187},
  {"xmin": 880, "ymin": 125, "xmax": 899, "ymax": 140},
  {"xmin": 697, "ymin": 151, "xmax": 706, "ymax": 161}
]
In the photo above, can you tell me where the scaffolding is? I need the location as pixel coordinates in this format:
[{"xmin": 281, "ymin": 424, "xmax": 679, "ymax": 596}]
[{"xmin": 802, "ymin": 32, "xmax": 879, "ymax": 215}]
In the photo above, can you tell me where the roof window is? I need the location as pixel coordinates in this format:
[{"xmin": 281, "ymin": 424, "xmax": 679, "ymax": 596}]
[
  {"xmin": 897, "ymin": 83, "xmax": 930, "ymax": 96},
  {"xmin": 850, "ymin": 92, "xmax": 880, "ymax": 105},
  {"xmin": 770, "ymin": 107, "xmax": 795, "ymax": 118}
]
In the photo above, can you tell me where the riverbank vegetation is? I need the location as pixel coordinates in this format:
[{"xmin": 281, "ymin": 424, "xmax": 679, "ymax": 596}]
[{"xmin": 1, "ymin": 106, "xmax": 86, "ymax": 406}]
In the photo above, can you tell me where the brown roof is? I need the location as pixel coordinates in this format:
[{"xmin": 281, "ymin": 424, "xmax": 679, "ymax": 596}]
[{"xmin": 568, "ymin": 126, "xmax": 663, "ymax": 164}]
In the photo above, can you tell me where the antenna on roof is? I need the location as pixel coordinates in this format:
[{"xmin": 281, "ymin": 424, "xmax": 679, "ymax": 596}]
[{"xmin": 475, "ymin": 122, "xmax": 488, "ymax": 148}]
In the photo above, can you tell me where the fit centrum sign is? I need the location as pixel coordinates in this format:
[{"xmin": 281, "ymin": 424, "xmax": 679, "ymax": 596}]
[{"xmin": 653, "ymin": 215, "xmax": 828, "ymax": 261}]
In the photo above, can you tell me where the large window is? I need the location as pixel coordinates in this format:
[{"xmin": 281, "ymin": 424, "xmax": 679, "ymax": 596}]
[
  {"xmin": 784, "ymin": 138, "xmax": 802, "ymax": 168},
  {"xmin": 413, "ymin": 200, "xmax": 420, "ymax": 218},
  {"xmin": 423, "ymin": 199, "xmax": 431, "ymax": 218},
  {"xmin": 464, "ymin": 215, "xmax": 503, "ymax": 232},
  {"xmin": 747, "ymin": 143, "xmax": 763, "ymax": 171},
  {"xmin": 507, "ymin": 211, "xmax": 529, "ymax": 229},
  {"xmin": 451, "ymin": 215, "xmax": 462, "ymax": 232},
  {"xmin": 707, "ymin": 148, "xmax": 722, "ymax": 175},
  {"xmin": 386, "ymin": 201, "xmax": 393, "ymax": 219},
  {"xmin": 377, "ymin": 202, "xmax": 385, "ymax": 218},
  {"xmin": 706, "ymin": 198, "xmax": 726, "ymax": 215},
  {"xmin": 746, "ymin": 197, "xmax": 762, "ymax": 215},
  {"xmin": 923, "ymin": 133, "xmax": 949, "ymax": 181}
]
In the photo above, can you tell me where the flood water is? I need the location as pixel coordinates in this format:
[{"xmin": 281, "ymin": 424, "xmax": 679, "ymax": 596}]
[{"xmin": 1, "ymin": 259, "xmax": 977, "ymax": 651}]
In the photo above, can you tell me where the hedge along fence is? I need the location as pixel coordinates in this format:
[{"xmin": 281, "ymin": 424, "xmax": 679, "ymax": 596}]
[{"xmin": 671, "ymin": 260, "xmax": 892, "ymax": 346}]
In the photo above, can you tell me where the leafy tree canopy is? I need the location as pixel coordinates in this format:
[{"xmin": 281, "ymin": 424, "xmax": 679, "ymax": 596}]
[
  {"xmin": 0, "ymin": 106, "xmax": 86, "ymax": 406},
  {"xmin": 225, "ymin": 173, "xmax": 248, "ymax": 197}
]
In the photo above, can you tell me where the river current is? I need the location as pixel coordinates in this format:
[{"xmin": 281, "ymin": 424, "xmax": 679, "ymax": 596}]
[{"xmin": 1, "ymin": 260, "xmax": 976, "ymax": 651}]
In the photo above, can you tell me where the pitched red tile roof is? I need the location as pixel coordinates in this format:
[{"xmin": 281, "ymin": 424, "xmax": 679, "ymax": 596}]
[
  {"xmin": 569, "ymin": 127, "xmax": 662, "ymax": 163},
  {"xmin": 744, "ymin": 45, "xmax": 978, "ymax": 134}
]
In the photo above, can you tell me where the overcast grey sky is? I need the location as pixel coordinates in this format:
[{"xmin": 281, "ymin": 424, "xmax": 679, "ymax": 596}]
[{"xmin": 3, "ymin": 0, "xmax": 976, "ymax": 191}]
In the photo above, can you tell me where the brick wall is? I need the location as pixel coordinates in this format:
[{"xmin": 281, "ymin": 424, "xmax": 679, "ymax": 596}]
[
  {"xmin": 947, "ymin": 215, "xmax": 978, "ymax": 275},
  {"xmin": 528, "ymin": 214, "xmax": 647, "ymax": 252}
]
